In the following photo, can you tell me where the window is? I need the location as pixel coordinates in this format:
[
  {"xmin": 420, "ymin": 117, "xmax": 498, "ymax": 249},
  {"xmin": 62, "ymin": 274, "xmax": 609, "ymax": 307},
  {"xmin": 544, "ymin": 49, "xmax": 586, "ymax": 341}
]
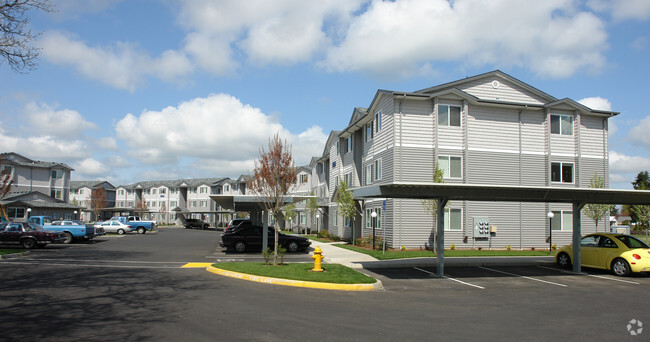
[
  {"xmin": 550, "ymin": 114, "xmax": 573, "ymax": 135},
  {"xmin": 332, "ymin": 209, "xmax": 338, "ymax": 226},
  {"xmin": 374, "ymin": 159, "xmax": 382, "ymax": 181},
  {"xmin": 150, "ymin": 201, "xmax": 156, "ymax": 207},
  {"xmin": 224, "ymin": 185, "xmax": 230, "ymax": 192},
  {"xmin": 444, "ymin": 208, "xmax": 462, "ymax": 231},
  {"xmin": 190, "ymin": 187, "xmax": 197, "ymax": 193},
  {"xmin": 200, "ymin": 200, "xmax": 207, "ymax": 207},
  {"xmin": 117, "ymin": 201, "xmax": 124, "ymax": 207},
  {"xmin": 190, "ymin": 201, "xmax": 197, "ymax": 207},
  {"xmin": 365, "ymin": 164, "xmax": 373, "ymax": 185},
  {"xmin": 127, "ymin": 201, "xmax": 134, "ymax": 207},
  {"xmin": 199, "ymin": 187, "xmax": 207, "ymax": 194},
  {"xmin": 344, "ymin": 173, "xmax": 352, "ymax": 186},
  {"xmin": 118, "ymin": 189, "xmax": 124, "ymax": 196},
  {"xmin": 437, "ymin": 156, "xmax": 462, "ymax": 178},
  {"xmin": 127, "ymin": 189, "xmax": 133, "ymax": 195},
  {"xmin": 366, "ymin": 121, "xmax": 374, "ymax": 141},
  {"xmin": 51, "ymin": 169, "xmax": 63, "ymax": 179},
  {"xmin": 0, "ymin": 165, "xmax": 13, "ymax": 175},
  {"xmin": 160, "ymin": 188, "xmax": 166, "ymax": 194},
  {"xmin": 365, "ymin": 208, "xmax": 382, "ymax": 229},
  {"xmin": 438, "ymin": 104, "xmax": 461, "ymax": 127},
  {"xmin": 151, "ymin": 188, "xmax": 157, "ymax": 195},
  {"xmin": 334, "ymin": 175, "xmax": 339, "ymax": 188},
  {"xmin": 300, "ymin": 213, "xmax": 306, "ymax": 225},
  {"xmin": 344, "ymin": 137, "xmax": 352, "ymax": 154},
  {"xmin": 79, "ymin": 189, "xmax": 84, "ymax": 195},
  {"xmin": 375, "ymin": 111, "xmax": 382, "ymax": 132},
  {"xmin": 336, "ymin": 141, "xmax": 340, "ymax": 155},
  {"xmin": 317, "ymin": 162, "xmax": 324, "ymax": 174},
  {"xmin": 300, "ymin": 174, "xmax": 309, "ymax": 183},
  {"xmin": 551, "ymin": 211, "xmax": 573, "ymax": 231},
  {"xmin": 169, "ymin": 188, "xmax": 177, "ymax": 194},
  {"xmin": 551, "ymin": 162, "xmax": 573, "ymax": 183},
  {"xmin": 51, "ymin": 189, "xmax": 62, "ymax": 199}
]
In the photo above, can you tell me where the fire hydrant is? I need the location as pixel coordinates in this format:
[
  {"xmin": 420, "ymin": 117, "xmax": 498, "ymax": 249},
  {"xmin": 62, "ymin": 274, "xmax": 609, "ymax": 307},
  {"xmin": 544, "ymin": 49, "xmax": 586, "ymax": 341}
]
[{"xmin": 311, "ymin": 246, "xmax": 324, "ymax": 272}]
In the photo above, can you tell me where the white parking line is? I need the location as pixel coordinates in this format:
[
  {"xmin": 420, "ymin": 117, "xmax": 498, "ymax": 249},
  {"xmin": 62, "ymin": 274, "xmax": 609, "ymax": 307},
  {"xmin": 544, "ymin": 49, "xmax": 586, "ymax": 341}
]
[
  {"xmin": 537, "ymin": 266, "xmax": 641, "ymax": 285},
  {"xmin": 414, "ymin": 267, "xmax": 485, "ymax": 290},
  {"xmin": 479, "ymin": 266, "xmax": 567, "ymax": 287}
]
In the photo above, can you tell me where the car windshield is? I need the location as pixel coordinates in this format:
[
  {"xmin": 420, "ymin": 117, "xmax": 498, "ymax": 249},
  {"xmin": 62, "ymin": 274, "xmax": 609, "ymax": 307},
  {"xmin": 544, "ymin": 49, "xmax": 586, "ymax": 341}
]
[
  {"xmin": 31, "ymin": 224, "xmax": 45, "ymax": 231},
  {"xmin": 615, "ymin": 235, "xmax": 650, "ymax": 249}
]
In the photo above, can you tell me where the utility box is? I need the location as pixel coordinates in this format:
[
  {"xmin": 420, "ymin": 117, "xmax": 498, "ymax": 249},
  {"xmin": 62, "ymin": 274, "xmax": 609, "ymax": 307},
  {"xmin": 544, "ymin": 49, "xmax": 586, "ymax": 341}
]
[
  {"xmin": 473, "ymin": 217, "xmax": 490, "ymax": 238},
  {"xmin": 490, "ymin": 225, "xmax": 498, "ymax": 233}
]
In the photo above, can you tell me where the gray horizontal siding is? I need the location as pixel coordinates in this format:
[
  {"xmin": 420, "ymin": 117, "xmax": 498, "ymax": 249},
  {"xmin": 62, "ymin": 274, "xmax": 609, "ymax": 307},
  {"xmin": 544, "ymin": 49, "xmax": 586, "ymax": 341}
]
[
  {"xmin": 466, "ymin": 150, "xmax": 520, "ymax": 185},
  {"xmin": 467, "ymin": 106, "xmax": 520, "ymax": 152},
  {"xmin": 395, "ymin": 146, "xmax": 434, "ymax": 182},
  {"xmin": 458, "ymin": 77, "xmax": 546, "ymax": 105}
]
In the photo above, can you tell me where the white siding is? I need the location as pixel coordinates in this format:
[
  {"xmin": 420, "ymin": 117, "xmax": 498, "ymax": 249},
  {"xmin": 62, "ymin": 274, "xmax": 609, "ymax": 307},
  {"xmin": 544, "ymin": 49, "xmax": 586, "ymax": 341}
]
[{"xmin": 458, "ymin": 77, "xmax": 547, "ymax": 105}]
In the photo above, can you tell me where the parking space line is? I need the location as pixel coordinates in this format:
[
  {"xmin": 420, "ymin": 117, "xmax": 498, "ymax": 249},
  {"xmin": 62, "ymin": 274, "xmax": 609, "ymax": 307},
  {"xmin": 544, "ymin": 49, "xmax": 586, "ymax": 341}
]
[
  {"xmin": 537, "ymin": 266, "xmax": 641, "ymax": 284},
  {"xmin": 479, "ymin": 266, "xmax": 567, "ymax": 287},
  {"xmin": 414, "ymin": 267, "xmax": 485, "ymax": 290}
]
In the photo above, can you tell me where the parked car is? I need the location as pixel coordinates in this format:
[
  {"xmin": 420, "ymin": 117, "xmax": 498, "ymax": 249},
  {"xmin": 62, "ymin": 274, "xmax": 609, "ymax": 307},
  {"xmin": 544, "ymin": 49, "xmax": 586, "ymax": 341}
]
[
  {"xmin": 0, "ymin": 222, "xmax": 67, "ymax": 249},
  {"xmin": 224, "ymin": 218, "xmax": 252, "ymax": 234},
  {"xmin": 556, "ymin": 233, "xmax": 650, "ymax": 276},
  {"xmin": 94, "ymin": 221, "xmax": 134, "ymax": 235},
  {"xmin": 184, "ymin": 218, "xmax": 210, "ymax": 230},
  {"xmin": 220, "ymin": 225, "xmax": 311, "ymax": 253}
]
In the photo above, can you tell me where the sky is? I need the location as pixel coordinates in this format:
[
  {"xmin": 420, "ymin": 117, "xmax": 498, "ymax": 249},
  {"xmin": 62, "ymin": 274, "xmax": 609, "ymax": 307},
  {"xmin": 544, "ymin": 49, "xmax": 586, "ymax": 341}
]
[{"xmin": 1, "ymin": 0, "xmax": 649, "ymax": 190}]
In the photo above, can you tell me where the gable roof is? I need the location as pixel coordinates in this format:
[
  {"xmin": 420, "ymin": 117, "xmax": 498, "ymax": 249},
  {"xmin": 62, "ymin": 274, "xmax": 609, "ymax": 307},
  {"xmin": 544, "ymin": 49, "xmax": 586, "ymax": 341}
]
[{"xmin": 1, "ymin": 152, "xmax": 74, "ymax": 171}]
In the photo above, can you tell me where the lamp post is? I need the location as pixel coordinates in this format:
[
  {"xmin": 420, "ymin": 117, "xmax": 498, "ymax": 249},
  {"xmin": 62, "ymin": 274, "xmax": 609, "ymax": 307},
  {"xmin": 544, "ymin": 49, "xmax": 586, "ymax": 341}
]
[
  {"xmin": 316, "ymin": 213, "xmax": 320, "ymax": 234},
  {"xmin": 74, "ymin": 210, "xmax": 78, "ymax": 221},
  {"xmin": 26, "ymin": 208, "xmax": 32, "ymax": 219},
  {"xmin": 371, "ymin": 211, "xmax": 377, "ymax": 250},
  {"xmin": 547, "ymin": 211, "xmax": 555, "ymax": 252}
]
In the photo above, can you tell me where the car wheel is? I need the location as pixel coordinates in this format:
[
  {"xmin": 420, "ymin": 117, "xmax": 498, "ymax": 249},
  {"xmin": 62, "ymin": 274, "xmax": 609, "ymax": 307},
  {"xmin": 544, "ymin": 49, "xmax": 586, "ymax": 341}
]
[
  {"xmin": 63, "ymin": 232, "xmax": 73, "ymax": 244},
  {"xmin": 203, "ymin": 224, "xmax": 209, "ymax": 230},
  {"xmin": 234, "ymin": 241, "xmax": 246, "ymax": 253},
  {"xmin": 611, "ymin": 258, "xmax": 631, "ymax": 277},
  {"xmin": 557, "ymin": 252, "xmax": 571, "ymax": 268},
  {"xmin": 137, "ymin": 227, "xmax": 145, "ymax": 234},
  {"xmin": 117, "ymin": 229, "xmax": 125, "ymax": 235},
  {"xmin": 21, "ymin": 238, "xmax": 36, "ymax": 249},
  {"xmin": 286, "ymin": 241, "xmax": 299, "ymax": 253}
]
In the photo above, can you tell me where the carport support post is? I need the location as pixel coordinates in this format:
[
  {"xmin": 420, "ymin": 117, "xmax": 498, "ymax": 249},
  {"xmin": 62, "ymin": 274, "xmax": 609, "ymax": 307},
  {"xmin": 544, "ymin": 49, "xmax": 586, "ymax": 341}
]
[
  {"xmin": 262, "ymin": 211, "xmax": 268, "ymax": 251},
  {"xmin": 436, "ymin": 198, "xmax": 448, "ymax": 276},
  {"xmin": 572, "ymin": 202, "xmax": 585, "ymax": 273}
]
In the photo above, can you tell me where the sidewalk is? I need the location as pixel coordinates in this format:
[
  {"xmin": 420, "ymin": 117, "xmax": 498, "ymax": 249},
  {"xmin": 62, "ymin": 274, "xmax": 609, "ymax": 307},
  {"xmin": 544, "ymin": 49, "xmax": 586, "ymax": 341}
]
[{"xmin": 309, "ymin": 239, "xmax": 555, "ymax": 269}]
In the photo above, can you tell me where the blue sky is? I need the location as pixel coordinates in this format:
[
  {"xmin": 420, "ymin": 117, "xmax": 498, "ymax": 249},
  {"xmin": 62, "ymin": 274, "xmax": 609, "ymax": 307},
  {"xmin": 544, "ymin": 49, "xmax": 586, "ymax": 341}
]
[{"xmin": 1, "ymin": 0, "xmax": 649, "ymax": 189}]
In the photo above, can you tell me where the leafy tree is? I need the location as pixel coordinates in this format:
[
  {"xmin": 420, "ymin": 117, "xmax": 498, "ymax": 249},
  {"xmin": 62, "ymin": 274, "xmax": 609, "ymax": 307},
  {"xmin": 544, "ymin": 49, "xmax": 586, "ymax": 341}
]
[
  {"xmin": 336, "ymin": 179, "xmax": 358, "ymax": 244},
  {"xmin": 632, "ymin": 171, "xmax": 650, "ymax": 190},
  {"xmin": 90, "ymin": 187, "xmax": 107, "ymax": 222},
  {"xmin": 0, "ymin": 156, "xmax": 14, "ymax": 221},
  {"xmin": 0, "ymin": 0, "xmax": 52, "ymax": 73},
  {"xmin": 631, "ymin": 205, "xmax": 650, "ymax": 229},
  {"xmin": 583, "ymin": 172, "xmax": 614, "ymax": 232},
  {"xmin": 248, "ymin": 133, "xmax": 297, "ymax": 266},
  {"xmin": 159, "ymin": 201, "xmax": 167, "ymax": 223},
  {"xmin": 306, "ymin": 191, "xmax": 320, "ymax": 232},
  {"xmin": 630, "ymin": 171, "xmax": 650, "ymax": 228},
  {"xmin": 134, "ymin": 198, "xmax": 148, "ymax": 217},
  {"xmin": 420, "ymin": 164, "xmax": 445, "ymax": 250}
]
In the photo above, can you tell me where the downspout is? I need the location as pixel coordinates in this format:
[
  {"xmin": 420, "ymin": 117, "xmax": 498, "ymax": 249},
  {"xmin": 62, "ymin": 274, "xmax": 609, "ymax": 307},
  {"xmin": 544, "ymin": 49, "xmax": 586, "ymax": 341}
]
[{"xmin": 518, "ymin": 106, "xmax": 526, "ymax": 250}]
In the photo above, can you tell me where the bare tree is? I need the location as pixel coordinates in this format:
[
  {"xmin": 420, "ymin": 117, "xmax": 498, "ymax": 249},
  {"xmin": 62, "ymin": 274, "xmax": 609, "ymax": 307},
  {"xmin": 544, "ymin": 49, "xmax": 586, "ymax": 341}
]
[
  {"xmin": 0, "ymin": 156, "xmax": 14, "ymax": 221},
  {"xmin": 248, "ymin": 133, "xmax": 297, "ymax": 265},
  {"xmin": 1, "ymin": 0, "xmax": 53, "ymax": 73},
  {"xmin": 90, "ymin": 187, "xmax": 107, "ymax": 222},
  {"xmin": 134, "ymin": 198, "xmax": 148, "ymax": 217}
]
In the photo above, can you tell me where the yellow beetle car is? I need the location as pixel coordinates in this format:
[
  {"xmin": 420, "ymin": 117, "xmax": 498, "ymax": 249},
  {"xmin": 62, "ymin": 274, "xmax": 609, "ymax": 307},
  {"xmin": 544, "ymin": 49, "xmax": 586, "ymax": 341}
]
[{"xmin": 555, "ymin": 233, "xmax": 650, "ymax": 276}]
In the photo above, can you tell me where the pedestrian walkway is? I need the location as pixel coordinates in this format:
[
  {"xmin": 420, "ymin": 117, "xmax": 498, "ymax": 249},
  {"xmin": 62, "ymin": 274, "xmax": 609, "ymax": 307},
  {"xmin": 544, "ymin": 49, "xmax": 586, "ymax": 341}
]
[
  {"xmin": 308, "ymin": 239, "xmax": 555, "ymax": 269},
  {"xmin": 308, "ymin": 240, "xmax": 377, "ymax": 268}
]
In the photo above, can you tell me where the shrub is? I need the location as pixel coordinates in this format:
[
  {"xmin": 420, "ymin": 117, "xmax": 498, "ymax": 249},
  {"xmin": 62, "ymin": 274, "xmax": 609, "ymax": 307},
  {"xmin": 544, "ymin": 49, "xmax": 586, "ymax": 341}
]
[
  {"xmin": 552, "ymin": 244, "xmax": 557, "ymax": 251},
  {"xmin": 477, "ymin": 246, "xmax": 482, "ymax": 251},
  {"xmin": 505, "ymin": 245, "xmax": 511, "ymax": 251},
  {"xmin": 401, "ymin": 245, "xmax": 406, "ymax": 251},
  {"xmin": 261, "ymin": 248, "xmax": 273, "ymax": 265},
  {"xmin": 450, "ymin": 244, "xmax": 456, "ymax": 250},
  {"xmin": 531, "ymin": 247, "xmax": 536, "ymax": 251},
  {"xmin": 277, "ymin": 245, "xmax": 287, "ymax": 265}
]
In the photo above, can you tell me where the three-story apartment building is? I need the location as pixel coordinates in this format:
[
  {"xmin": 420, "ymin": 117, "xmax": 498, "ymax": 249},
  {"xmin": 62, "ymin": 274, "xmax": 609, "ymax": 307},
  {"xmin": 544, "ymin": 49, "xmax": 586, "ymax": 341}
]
[{"xmin": 321, "ymin": 70, "xmax": 615, "ymax": 250}]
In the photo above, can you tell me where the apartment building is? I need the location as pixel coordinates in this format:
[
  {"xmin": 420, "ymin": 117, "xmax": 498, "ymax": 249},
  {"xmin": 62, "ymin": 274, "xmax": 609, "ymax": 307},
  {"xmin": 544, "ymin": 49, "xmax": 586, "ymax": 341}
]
[
  {"xmin": 0, "ymin": 152, "xmax": 80, "ymax": 220},
  {"xmin": 70, "ymin": 181, "xmax": 116, "ymax": 221},
  {"xmin": 319, "ymin": 70, "xmax": 615, "ymax": 250}
]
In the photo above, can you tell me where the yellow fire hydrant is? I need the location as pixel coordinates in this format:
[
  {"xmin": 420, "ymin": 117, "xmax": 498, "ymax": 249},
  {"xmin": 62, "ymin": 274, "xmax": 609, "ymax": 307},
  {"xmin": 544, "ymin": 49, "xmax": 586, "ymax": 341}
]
[{"xmin": 311, "ymin": 246, "xmax": 324, "ymax": 272}]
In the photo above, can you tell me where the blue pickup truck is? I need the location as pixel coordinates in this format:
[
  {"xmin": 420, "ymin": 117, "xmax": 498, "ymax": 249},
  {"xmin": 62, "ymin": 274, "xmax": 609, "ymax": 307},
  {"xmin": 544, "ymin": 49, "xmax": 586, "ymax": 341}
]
[
  {"xmin": 108, "ymin": 216, "xmax": 155, "ymax": 234},
  {"xmin": 26, "ymin": 216, "xmax": 96, "ymax": 244}
]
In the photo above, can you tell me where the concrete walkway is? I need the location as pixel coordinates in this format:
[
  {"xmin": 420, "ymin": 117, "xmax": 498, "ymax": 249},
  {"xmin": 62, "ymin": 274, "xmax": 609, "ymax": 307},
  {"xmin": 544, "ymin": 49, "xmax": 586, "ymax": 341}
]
[{"xmin": 309, "ymin": 239, "xmax": 555, "ymax": 269}]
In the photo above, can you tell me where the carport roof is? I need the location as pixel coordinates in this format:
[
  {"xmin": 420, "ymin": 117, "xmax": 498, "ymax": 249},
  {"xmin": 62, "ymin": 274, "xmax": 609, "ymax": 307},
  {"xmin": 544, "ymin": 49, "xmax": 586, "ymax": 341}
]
[
  {"xmin": 352, "ymin": 182, "xmax": 650, "ymax": 205},
  {"xmin": 209, "ymin": 195, "xmax": 315, "ymax": 211}
]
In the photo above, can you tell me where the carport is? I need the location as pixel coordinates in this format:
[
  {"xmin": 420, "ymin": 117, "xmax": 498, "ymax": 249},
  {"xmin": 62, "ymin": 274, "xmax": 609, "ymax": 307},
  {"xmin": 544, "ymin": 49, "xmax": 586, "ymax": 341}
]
[{"xmin": 353, "ymin": 182, "xmax": 650, "ymax": 275}]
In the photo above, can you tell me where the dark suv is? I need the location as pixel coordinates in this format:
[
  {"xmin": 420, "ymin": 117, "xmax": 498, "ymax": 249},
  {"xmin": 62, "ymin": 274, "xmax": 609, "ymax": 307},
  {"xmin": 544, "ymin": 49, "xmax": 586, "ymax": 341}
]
[{"xmin": 184, "ymin": 219, "xmax": 210, "ymax": 230}]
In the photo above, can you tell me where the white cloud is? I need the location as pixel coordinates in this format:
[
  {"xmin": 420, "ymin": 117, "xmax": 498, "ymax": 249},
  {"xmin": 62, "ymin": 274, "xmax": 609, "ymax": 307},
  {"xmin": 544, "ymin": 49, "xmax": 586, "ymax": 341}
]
[
  {"xmin": 114, "ymin": 94, "xmax": 327, "ymax": 174},
  {"xmin": 0, "ymin": 124, "xmax": 90, "ymax": 161},
  {"xmin": 104, "ymin": 155, "xmax": 131, "ymax": 168},
  {"xmin": 578, "ymin": 97, "xmax": 612, "ymax": 111},
  {"xmin": 39, "ymin": 31, "xmax": 193, "ymax": 91},
  {"xmin": 24, "ymin": 102, "xmax": 97, "ymax": 138},
  {"xmin": 98, "ymin": 137, "xmax": 119, "ymax": 150},
  {"xmin": 609, "ymin": 151, "xmax": 650, "ymax": 173},
  {"xmin": 627, "ymin": 116, "xmax": 650, "ymax": 148},
  {"xmin": 320, "ymin": 0, "xmax": 607, "ymax": 78},
  {"xmin": 588, "ymin": 0, "xmax": 650, "ymax": 21},
  {"xmin": 73, "ymin": 158, "xmax": 107, "ymax": 177}
]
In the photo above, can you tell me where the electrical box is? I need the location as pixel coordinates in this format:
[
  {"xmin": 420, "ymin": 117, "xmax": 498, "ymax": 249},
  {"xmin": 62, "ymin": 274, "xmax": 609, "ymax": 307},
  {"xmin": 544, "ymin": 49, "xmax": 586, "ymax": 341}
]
[
  {"xmin": 490, "ymin": 225, "xmax": 498, "ymax": 233},
  {"xmin": 473, "ymin": 217, "xmax": 490, "ymax": 238}
]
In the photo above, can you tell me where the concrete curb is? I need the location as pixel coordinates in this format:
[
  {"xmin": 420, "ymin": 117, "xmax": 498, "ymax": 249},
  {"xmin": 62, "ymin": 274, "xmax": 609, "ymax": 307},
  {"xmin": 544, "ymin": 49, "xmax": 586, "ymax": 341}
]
[
  {"xmin": 206, "ymin": 265, "xmax": 383, "ymax": 291},
  {"xmin": 0, "ymin": 251, "xmax": 30, "ymax": 259}
]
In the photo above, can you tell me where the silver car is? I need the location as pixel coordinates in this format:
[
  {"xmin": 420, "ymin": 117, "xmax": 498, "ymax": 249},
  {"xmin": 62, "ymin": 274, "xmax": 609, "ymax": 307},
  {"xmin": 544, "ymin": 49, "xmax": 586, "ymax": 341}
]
[{"xmin": 94, "ymin": 221, "xmax": 134, "ymax": 235}]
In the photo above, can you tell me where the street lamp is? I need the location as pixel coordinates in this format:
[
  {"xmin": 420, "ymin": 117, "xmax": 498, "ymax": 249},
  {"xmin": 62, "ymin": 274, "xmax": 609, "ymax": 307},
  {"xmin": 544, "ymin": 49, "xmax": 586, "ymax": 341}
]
[
  {"xmin": 26, "ymin": 208, "xmax": 32, "ymax": 219},
  {"xmin": 547, "ymin": 211, "xmax": 555, "ymax": 252},
  {"xmin": 316, "ymin": 213, "xmax": 320, "ymax": 233},
  {"xmin": 371, "ymin": 211, "xmax": 378, "ymax": 250},
  {"xmin": 74, "ymin": 210, "xmax": 78, "ymax": 220}
]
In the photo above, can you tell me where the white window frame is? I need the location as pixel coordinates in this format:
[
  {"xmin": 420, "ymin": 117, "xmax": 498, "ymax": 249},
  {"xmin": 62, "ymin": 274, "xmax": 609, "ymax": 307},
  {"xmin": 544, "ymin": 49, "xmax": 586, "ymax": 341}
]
[
  {"xmin": 551, "ymin": 162, "xmax": 574, "ymax": 183},
  {"xmin": 437, "ymin": 156, "xmax": 462, "ymax": 179},
  {"xmin": 365, "ymin": 164, "xmax": 373, "ymax": 185},
  {"xmin": 199, "ymin": 187, "xmax": 207, "ymax": 194},
  {"xmin": 374, "ymin": 159, "xmax": 382, "ymax": 181},
  {"xmin": 366, "ymin": 121, "xmax": 374, "ymax": 142},
  {"xmin": 375, "ymin": 110, "xmax": 382, "ymax": 132},
  {"xmin": 550, "ymin": 114, "xmax": 573, "ymax": 136},
  {"xmin": 345, "ymin": 137, "xmax": 352, "ymax": 154},
  {"xmin": 444, "ymin": 208, "xmax": 462, "ymax": 231},
  {"xmin": 551, "ymin": 210, "xmax": 573, "ymax": 231}
]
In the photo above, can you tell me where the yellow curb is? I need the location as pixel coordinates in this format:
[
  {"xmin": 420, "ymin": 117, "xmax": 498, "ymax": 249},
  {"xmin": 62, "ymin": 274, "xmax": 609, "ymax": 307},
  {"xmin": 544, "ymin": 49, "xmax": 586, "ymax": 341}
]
[
  {"xmin": 182, "ymin": 263, "xmax": 214, "ymax": 268},
  {"xmin": 206, "ymin": 265, "xmax": 382, "ymax": 291}
]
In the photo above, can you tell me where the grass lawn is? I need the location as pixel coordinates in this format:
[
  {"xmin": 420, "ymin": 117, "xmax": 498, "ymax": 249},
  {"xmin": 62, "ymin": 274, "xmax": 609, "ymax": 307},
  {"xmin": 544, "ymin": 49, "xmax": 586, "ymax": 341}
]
[
  {"xmin": 212, "ymin": 262, "xmax": 377, "ymax": 284},
  {"xmin": 335, "ymin": 244, "xmax": 554, "ymax": 260},
  {"xmin": 633, "ymin": 234, "xmax": 650, "ymax": 245},
  {"xmin": 0, "ymin": 249, "xmax": 24, "ymax": 255}
]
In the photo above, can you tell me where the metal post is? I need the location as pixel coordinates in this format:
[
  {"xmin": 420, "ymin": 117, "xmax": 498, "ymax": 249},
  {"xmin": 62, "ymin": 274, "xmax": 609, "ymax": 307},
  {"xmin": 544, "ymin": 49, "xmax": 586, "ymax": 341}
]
[
  {"xmin": 572, "ymin": 202, "xmax": 584, "ymax": 273},
  {"xmin": 262, "ymin": 211, "xmax": 268, "ymax": 251},
  {"xmin": 547, "ymin": 211, "xmax": 555, "ymax": 252},
  {"xmin": 436, "ymin": 198, "xmax": 448, "ymax": 276},
  {"xmin": 371, "ymin": 211, "xmax": 377, "ymax": 250}
]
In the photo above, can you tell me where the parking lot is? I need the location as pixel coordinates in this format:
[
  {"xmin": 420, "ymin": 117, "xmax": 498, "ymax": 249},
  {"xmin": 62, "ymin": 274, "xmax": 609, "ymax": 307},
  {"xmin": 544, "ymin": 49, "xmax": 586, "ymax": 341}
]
[{"xmin": 1, "ymin": 227, "xmax": 648, "ymax": 341}]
